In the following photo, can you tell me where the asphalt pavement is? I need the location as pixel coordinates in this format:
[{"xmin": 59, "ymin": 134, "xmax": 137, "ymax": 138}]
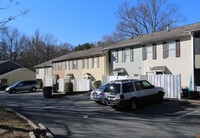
[{"xmin": 0, "ymin": 90, "xmax": 200, "ymax": 138}]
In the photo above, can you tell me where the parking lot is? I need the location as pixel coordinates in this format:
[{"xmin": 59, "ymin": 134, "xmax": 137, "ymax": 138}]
[{"xmin": 0, "ymin": 91, "xmax": 200, "ymax": 138}]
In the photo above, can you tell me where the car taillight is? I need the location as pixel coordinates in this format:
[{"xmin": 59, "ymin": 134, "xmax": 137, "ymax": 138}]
[{"xmin": 120, "ymin": 94, "xmax": 124, "ymax": 100}]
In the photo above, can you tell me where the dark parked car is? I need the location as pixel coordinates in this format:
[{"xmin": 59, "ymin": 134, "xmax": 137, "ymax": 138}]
[
  {"xmin": 0, "ymin": 84, "xmax": 8, "ymax": 90},
  {"xmin": 5, "ymin": 80, "xmax": 39, "ymax": 93}
]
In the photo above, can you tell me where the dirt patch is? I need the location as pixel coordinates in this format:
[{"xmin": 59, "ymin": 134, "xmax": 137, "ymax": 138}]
[{"xmin": 0, "ymin": 107, "xmax": 34, "ymax": 138}]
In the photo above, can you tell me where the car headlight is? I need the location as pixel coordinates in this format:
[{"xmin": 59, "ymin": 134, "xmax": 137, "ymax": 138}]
[{"xmin": 5, "ymin": 87, "xmax": 9, "ymax": 91}]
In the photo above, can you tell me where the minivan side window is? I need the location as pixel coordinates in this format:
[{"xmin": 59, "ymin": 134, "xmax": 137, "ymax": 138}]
[
  {"xmin": 123, "ymin": 83, "xmax": 134, "ymax": 93},
  {"xmin": 134, "ymin": 82, "xmax": 144, "ymax": 91}
]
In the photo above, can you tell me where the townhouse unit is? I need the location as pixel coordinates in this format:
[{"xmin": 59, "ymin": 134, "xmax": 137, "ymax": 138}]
[
  {"xmin": 34, "ymin": 60, "xmax": 52, "ymax": 86},
  {"xmin": 51, "ymin": 46, "xmax": 109, "ymax": 82},
  {"xmin": 106, "ymin": 22, "xmax": 200, "ymax": 90}
]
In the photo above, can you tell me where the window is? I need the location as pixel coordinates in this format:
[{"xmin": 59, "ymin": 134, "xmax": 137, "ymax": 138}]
[
  {"xmin": 65, "ymin": 61, "xmax": 70, "ymax": 70},
  {"xmin": 130, "ymin": 48, "xmax": 134, "ymax": 61},
  {"xmin": 146, "ymin": 45, "xmax": 153, "ymax": 60},
  {"xmin": 123, "ymin": 83, "xmax": 134, "ymax": 93},
  {"xmin": 52, "ymin": 63, "xmax": 56, "ymax": 70},
  {"xmin": 141, "ymin": 81, "xmax": 152, "ymax": 89},
  {"xmin": 58, "ymin": 62, "xmax": 62, "ymax": 70},
  {"xmin": 167, "ymin": 41, "xmax": 176, "ymax": 57},
  {"xmin": 72, "ymin": 60, "xmax": 77, "ymax": 69},
  {"xmin": 125, "ymin": 48, "xmax": 130, "ymax": 62},
  {"xmin": 92, "ymin": 57, "xmax": 99, "ymax": 68},
  {"xmin": 115, "ymin": 50, "xmax": 118, "ymax": 63},
  {"xmin": 1, "ymin": 79, "xmax": 7, "ymax": 84},
  {"xmin": 83, "ymin": 58, "xmax": 88, "ymax": 69},
  {"xmin": 134, "ymin": 82, "xmax": 144, "ymax": 91},
  {"xmin": 44, "ymin": 67, "xmax": 48, "ymax": 74},
  {"xmin": 36, "ymin": 69, "xmax": 39, "ymax": 74},
  {"xmin": 104, "ymin": 84, "xmax": 121, "ymax": 94}
]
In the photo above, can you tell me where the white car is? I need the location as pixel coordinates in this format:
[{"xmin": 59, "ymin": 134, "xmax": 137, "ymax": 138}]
[
  {"xmin": 104, "ymin": 79, "xmax": 165, "ymax": 110},
  {"xmin": 90, "ymin": 85, "xmax": 106, "ymax": 104}
]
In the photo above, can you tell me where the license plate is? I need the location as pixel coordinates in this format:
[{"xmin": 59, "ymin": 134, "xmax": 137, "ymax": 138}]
[{"xmin": 107, "ymin": 96, "xmax": 115, "ymax": 100}]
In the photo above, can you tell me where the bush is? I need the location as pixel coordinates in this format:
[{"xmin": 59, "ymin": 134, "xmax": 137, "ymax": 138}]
[
  {"xmin": 94, "ymin": 80, "xmax": 102, "ymax": 89},
  {"xmin": 37, "ymin": 79, "xmax": 43, "ymax": 89},
  {"xmin": 65, "ymin": 82, "xmax": 73, "ymax": 92}
]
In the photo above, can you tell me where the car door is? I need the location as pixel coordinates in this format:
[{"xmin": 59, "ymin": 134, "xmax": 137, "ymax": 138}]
[
  {"xmin": 122, "ymin": 82, "xmax": 135, "ymax": 100},
  {"xmin": 134, "ymin": 81, "xmax": 148, "ymax": 104}
]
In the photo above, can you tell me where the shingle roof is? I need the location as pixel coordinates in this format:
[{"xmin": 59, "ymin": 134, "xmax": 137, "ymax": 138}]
[
  {"xmin": 34, "ymin": 60, "xmax": 52, "ymax": 68},
  {"xmin": 106, "ymin": 22, "xmax": 200, "ymax": 49},
  {"xmin": 52, "ymin": 46, "xmax": 104, "ymax": 62},
  {"xmin": 0, "ymin": 68, "xmax": 35, "ymax": 78}
]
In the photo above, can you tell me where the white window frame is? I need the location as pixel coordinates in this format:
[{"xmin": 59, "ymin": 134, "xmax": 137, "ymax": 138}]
[
  {"xmin": 83, "ymin": 58, "xmax": 87, "ymax": 69},
  {"xmin": 44, "ymin": 67, "xmax": 48, "ymax": 74},
  {"xmin": 72, "ymin": 60, "xmax": 77, "ymax": 69},
  {"xmin": 124, "ymin": 48, "xmax": 130, "ymax": 62},
  {"xmin": 52, "ymin": 63, "xmax": 56, "ymax": 70},
  {"xmin": 36, "ymin": 69, "xmax": 39, "ymax": 74},
  {"xmin": 65, "ymin": 61, "xmax": 70, "ymax": 70},
  {"xmin": 93, "ymin": 57, "xmax": 98, "ymax": 68},
  {"xmin": 58, "ymin": 62, "xmax": 62, "ymax": 70},
  {"xmin": 146, "ymin": 45, "xmax": 153, "ymax": 60},
  {"xmin": 167, "ymin": 41, "xmax": 176, "ymax": 58}
]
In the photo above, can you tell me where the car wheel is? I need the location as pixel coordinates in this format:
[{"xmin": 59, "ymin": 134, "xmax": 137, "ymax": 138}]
[
  {"xmin": 10, "ymin": 89, "xmax": 16, "ymax": 94},
  {"xmin": 130, "ymin": 100, "xmax": 137, "ymax": 110},
  {"xmin": 31, "ymin": 87, "xmax": 36, "ymax": 92},
  {"xmin": 156, "ymin": 94, "xmax": 163, "ymax": 104}
]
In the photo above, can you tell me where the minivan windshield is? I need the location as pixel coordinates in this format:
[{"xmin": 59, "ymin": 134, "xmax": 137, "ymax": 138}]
[{"xmin": 104, "ymin": 83, "xmax": 120, "ymax": 94}]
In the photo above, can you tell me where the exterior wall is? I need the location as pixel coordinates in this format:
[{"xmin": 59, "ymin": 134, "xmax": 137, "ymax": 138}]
[
  {"xmin": 0, "ymin": 69, "xmax": 36, "ymax": 86},
  {"xmin": 109, "ymin": 45, "xmax": 142, "ymax": 76},
  {"xmin": 52, "ymin": 62, "xmax": 65, "ymax": 79},
  {"xmin": 36, "ymin": 68, "xmax": 44, "ymax": 81},
  {"xmin": 143, "ymin": 36, "xmax": 192, "ymax": 88},
  {"xmin": 195, "ymin": 55, "xmax": 200, "ymax": 69},
  {"xmin": 63, "ymin": 55, "xmax": 105, "ymax": 81}
]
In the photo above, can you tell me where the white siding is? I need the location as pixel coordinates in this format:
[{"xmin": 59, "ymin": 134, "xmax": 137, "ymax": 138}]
[{"xmin": 143, "ymin": 36, "xmax": 192, "ymax": 88}]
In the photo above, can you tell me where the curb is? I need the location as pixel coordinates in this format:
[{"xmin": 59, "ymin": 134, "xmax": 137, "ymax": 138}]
[
  {"xmin": 165, "ymin": 98, "xmax": 200, "ymax": 104},
  {"xmin": 1, "ymin": 105, "xmax": 54, "ymax": 138}
]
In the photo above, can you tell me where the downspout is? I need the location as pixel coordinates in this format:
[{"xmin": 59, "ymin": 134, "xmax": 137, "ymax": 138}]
[{"xmin": 189, "ymin": 32, "xmax": 195, "ymax": 91}]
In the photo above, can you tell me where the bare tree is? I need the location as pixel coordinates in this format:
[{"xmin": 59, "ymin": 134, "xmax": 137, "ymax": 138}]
[
  {"xmin": 0, "ymin": 0, "xmax": 29, "ymax": 29},
  {"xmin": 1, "ymin": 27, "xmax": 21, "ymax": 61},
  {"xmin": 115, "ymin": 0, "xmax": 185, "ymax": 40}
]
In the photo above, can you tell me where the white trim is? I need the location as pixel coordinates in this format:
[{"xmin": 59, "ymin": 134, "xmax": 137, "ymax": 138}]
[{"xmin": 191, "ymin": 33, "xmax": 195, "ymax": 90}]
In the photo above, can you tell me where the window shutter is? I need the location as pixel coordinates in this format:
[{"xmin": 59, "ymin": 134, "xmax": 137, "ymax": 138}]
[
  {"xmin": 130, "ymin": 48, "xmax": 134, "ymax": 61},
  {"xmin": 97, "ymin": 56, "xmax": 99, "ymax": 68},
  {"xmin": 153, "ymin": 44, "xmax": 157, "ymax": 60},
  {"xmin": 115, "ymin": 50, "xmax": 118, "ymax": 63},
  {"xmin": 82, "ymin": 59, "xmax": 84, "ymax": 69},
  {"xmin": 92, "ymin": 57, "xmax": 94, "ymax": 68},
  {"xmin": 76, "ymin": 60, "xmax": 78, "ymax": 69},
  {"xmin": 109, "ymin": 51, "xmax": 111, "ymax": 63},
  {"xmin": 87, "ymin": 58, "xmax": 89, "ymax": 68},
  {"xmin": 142, "ymin": 45, "xmax": 146, "ymax": 60},
  {"xmin": 122, "ymin": 49, "xmax": 125, "ymax": 62},
  {"xmin": 163, "ymin": 42, "xmax": 167, "ymax": 59},
  {"xmin": 176, "ymin": 40, "xmax": 180, "ymax": 57}
]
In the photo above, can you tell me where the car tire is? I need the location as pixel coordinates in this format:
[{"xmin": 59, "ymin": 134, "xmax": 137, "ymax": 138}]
[
  {"xmin": 130, "ymin": 100, "xmax": 137, "ymax": 110},
  {"xmin": 31, "ymin": 87, "xmax": 36, "ymax": 92},
  {"xmin": 10, "ymin": 89, "xmax": 16, "ymax": 94},
  {"xmin": 156, "ymin": 93, "xmax": 164, "ymax": 104}
]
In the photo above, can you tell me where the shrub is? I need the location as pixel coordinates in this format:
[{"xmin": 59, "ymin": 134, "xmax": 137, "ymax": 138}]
[
  {"xmin": 65, "ymin": 82, "xmax": 73, "ymax": 92},
  {"xmin": 37, "ymin": 79, "xmax": 43, "ymax": 89},
  {"xmin": 94, "ymin": 80, "xmax": 102, "ymax": 89}
]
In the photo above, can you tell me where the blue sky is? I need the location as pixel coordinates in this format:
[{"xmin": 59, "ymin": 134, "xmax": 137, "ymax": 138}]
[{"xmin": 5, "ymin": 0, "xmax": 200, "ymax": 46}]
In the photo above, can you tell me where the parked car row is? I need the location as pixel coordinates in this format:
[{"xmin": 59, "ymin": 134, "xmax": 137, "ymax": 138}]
[
  {"xmin": 90, "ymin": 79, "xmax": 165, "ymax": 110},
  {"xmin": 0, "ymin": 80, "xmax": 39, "ymax": 94}
]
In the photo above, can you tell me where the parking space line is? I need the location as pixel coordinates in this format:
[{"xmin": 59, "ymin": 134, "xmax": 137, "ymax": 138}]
[{"xmin": 176, "ymin": 110, "xmax": 199, "ymax": 119}]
